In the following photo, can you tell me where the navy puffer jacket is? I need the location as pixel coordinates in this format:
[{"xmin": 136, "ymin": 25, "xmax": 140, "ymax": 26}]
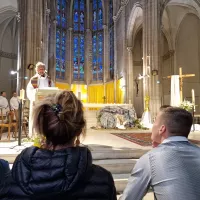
[{"xmin": 3, "ymin": 146, "xmax": 117, "ymax": 200}]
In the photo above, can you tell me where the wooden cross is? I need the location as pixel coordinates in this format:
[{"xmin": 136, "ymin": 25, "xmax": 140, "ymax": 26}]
[
  {"xmin": 163, "ymin": 67, "xmax": 195, "ymax": 102},
  {"xmin": 102, "ymin": 96, "xmax": 106, "ymax": 104}
]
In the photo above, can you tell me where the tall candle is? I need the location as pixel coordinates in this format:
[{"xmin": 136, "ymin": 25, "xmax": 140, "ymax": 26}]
[
  {"xmin": 20, "ymin": 89, "xmax": 25, "ymax": 100},
  {"xmin": 191, "ymin": 89, "xmax": 195, "ymax": 112}
]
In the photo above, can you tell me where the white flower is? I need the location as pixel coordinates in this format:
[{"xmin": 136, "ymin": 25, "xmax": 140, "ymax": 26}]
[{"xmin": 179, "ymin": 100, "xmax": 194, "ymax": 111}]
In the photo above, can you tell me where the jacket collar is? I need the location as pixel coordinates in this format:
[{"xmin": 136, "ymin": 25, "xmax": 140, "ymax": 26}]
[{"xmin": 162, "ymin": 136, "xmax": 188, "ymax": 144}]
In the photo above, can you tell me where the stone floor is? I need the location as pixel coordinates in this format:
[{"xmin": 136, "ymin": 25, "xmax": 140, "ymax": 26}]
[{"xmin": 0, "ymin": 110, "xmax": 200, "ymax": 200}]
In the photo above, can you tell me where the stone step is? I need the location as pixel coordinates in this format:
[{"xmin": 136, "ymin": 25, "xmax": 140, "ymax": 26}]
[
  {"xmin": 93, "ymin": 159, "xmax": 136, "ymax": 174},
  {"xmin": 91, "ymin": 149, "xmax": 147, "ymax": 160},
  {"xmin": 113, "ymin": 174, "xmax": 129, "ymax": 193},
  {"xmin": 0, "ymin": 147, "xmax": 147, "ymax": 163}
]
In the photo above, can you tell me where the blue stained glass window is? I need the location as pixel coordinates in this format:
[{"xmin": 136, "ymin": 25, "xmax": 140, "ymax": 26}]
[
  {"xmin": 56, "ymin": 0, "xmax": 67, "ymax": 80},
  {"xmin": 92, "ymin": 0, "xmax": 104, "ymax": 81},
  {"xmin": 73, "ymin": 0, "xmax": 85, "ymax": 81},
  {"xmin": 109, "ymin": 0, "xmax": 114, "ymax": 79}
]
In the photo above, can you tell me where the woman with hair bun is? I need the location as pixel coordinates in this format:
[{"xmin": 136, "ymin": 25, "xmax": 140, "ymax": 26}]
[{"xmin": 4, "ymin": 90, "xmax": 117, "ymax": 200}]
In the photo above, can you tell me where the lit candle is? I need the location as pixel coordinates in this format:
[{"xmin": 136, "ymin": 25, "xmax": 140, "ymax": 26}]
[
  {"xmin": 20, "ymin": 89, "xmax": 25, "ymax": 100},
  {"xmin": 191, "ymin": 89, "xmax": 195, "ymax": 111}
]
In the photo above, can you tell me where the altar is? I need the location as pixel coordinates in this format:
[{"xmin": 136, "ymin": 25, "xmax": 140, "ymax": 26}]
[{"xmin": 83, "ymin": 103, "xmax": 132, "ymax": 109}]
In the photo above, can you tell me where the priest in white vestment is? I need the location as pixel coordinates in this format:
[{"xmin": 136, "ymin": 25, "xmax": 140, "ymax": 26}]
[
  {"xmin": 10, "ymin": 92, "xmax": 19, "ymax": 110},
  {"xmin": 0, "ymin": 91, "xmax": 10, "ymax": 115},
  {"xmin": 26, "ymin": 62, "xmax": 54, "ymax": 138},
  {"xmin": 10, "ymin": 91, "xmax": 20, "ymax": 122}
]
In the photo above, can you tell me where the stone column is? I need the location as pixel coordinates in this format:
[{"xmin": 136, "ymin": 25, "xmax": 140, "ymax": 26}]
[
  {"xmin": 16, "ymin": 11, "xmax": 21, "ymax": 94},
  {"xmin": 85, "ymin": 28, "xmax": 92, "ymax": 102},
  {"xmin": 66, "ymin": 27, "xmax": 73, "ymax": 87},
  {"xmin": 143, "ymin": 0, "xmax": 162, "ymax": 119},
  {"xmin": 103, "ymin": 24, "xmax": 109, "ymax": 96},
  {"xmin": 18, "ymin": 0, "xmax": 49, "ymax": 89},
  {"xmin": 43, "ymin": 4, "xmax": 50, "ymax": 67},
  {"xmin": 48, "ymin": 21, "xmax": 56, "ymax": 83},
  {"xmin": 127, "ymin": 47, "xmax": 134, "ymax": 105},
  {"xmin": 113, "ymin": 17, "xmax": 117, "ymax": 103},
  {"xmin": 85, "ymin": 28, "xmax": 92, "ymax": 82}
]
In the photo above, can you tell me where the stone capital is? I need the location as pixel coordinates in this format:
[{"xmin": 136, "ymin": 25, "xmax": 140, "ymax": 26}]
[
  {"xmin": 113, "ymin": 16, "xmax": 117, "ymax": 23},
  {"xmin": 16, "ymin": 12, "xmax": 21, "ymax": 22},
  {"xmin": 86, "ymin": 28, "xmax": 91, "ymax": 33},
  {"xmin": 103, "ymin": 24, "xmax": 108, "ymax": 29},
  {"xmin": 46, "ymin": 8, "xmax": 50, "ymax": 16},
  {"xmin": 127, "ymin": 47, "xmax": 133, "ymax": 52},
  {"xmin": 68, "ymin": 27, "xmax": 73, "ymax": 31}
]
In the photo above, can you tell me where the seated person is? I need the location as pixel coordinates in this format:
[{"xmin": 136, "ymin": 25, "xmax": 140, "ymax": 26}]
[
  {"xmin": 120, "ymin": 107, "xmax": 200, "ymax": 200},
  {"xmin": 0, "ymin": 159, "xmax": 10, "ymax": 198},
  {"xmin": 4, "ymin": 90, "xmax": 117, "ymax": 200}
]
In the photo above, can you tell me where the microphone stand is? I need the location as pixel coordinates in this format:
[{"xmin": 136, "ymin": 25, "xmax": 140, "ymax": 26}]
[
  {"xmin": 10, "ymin": 98, "xmax": 26, "ymax": 151},
  {"xmin": 18, "ymin": 99, "xmax": 22, "ymax": 146}
]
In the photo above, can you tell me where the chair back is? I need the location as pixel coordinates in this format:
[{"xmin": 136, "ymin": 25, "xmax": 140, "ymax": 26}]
[{"xmin": 0, "ymin": 108, "xmax": 7, "ymax": 124}]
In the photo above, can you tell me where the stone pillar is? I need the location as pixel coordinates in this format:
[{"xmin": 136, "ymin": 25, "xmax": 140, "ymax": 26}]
[
  {"xmin": 85, "ymin": 28, "xmax": 92, "ymax": 82},
  {"xmin": 113, "ymin": 17, "xmax": 117, "ymax": 103},
  {"xmin": 16, "ymin": 11, "xmax": 21, "ymax": 94},
  {"xmin": 127, "ymin": 47, "xmax": 134, "ymax": 105},
  {"xmin": 66, "ymin": 27, "xmax": 73, "ymax": 87},
  {"xmin": 85, "ymin": 28, "xmax": 92, "ymax": 102},
  {"xmin": 103, "ymin": 24, "xmax": 109, "ymax": 95},
  {"xmin": 48, "ymin": 18, "xmax": 56, "ymax": 83},
  {"xmin": 18, "ymin": 0, "xmax": 49, "ymax": 89},
  {"xmin": 43, "ymin": 4, "xmax": 50, "ymax": 67},
  {"xmin": 143, "ymin": 0, "xmax": 162, "ymax": 119}
]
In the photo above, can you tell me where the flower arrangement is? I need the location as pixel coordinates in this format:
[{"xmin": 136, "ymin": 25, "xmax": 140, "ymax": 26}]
[{"xmin": 179, "ymin": 100, "xmax": 194, "ymax": 111}]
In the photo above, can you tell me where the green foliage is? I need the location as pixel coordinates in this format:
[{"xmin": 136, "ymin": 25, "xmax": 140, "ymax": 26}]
[{"xmin": 179, "ymin": 100, "xmax": 194, "ymax": 111}]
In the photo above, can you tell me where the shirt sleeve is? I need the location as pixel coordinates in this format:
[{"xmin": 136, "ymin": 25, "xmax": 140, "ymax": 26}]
[
  {"xmin": 120, "ymin": 154, "xmax": 151, "ymax": 200},
  {"xmin": 51, "ymin": 80, "xmax": 55, "ymax": 87},
  {"xmin": 26, "ymin": 80, "xmax": 36, "ymax": 101},
  {"xmin": 10, "ymin": 98, "xmax": 16, "ymax": 110}
]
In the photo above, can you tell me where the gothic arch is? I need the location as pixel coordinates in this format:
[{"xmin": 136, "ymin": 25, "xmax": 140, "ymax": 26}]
[
  {"xmin": 175, "ymin": 13, "xmax": 200, "ymax": 50},
  {"xmin": 126, "ymin": 3, "xmax": 143, "ymax": 47},
  {"xmin": 161, "ymin": 0, "xmax": 200, "ymax": 19}
]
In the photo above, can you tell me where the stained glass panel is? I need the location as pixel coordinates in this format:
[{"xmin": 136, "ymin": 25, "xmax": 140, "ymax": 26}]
[
  {"xmin": 73, "ymin": 0, "xmax": 85, "ymax": 81},
  {"xmin": 56, "ymin": 0, "xmax": 67, "ymax": 80},
  {"xmin": 92, "ymin": 0, "xmax": 104, "ymax": 81}
]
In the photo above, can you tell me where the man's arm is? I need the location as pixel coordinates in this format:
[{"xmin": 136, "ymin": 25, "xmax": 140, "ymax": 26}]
[
  {"xmin": 10, "ymin": 98, "xmax": 17, "ymax": 110},
  {"xmin": 120, "ymin": 154, "xmax": 151, "ymax": 200},
  {"xmin": 26, "ymin": 80, "xmax": 35, "ymax": 101},
  {"xmin": 51, "ymin": 80, "xmax": 55, "ymax": 87}
]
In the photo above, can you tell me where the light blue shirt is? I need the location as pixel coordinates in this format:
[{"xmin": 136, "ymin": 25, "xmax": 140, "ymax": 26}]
[{"xmin": 121, "ymin": 136, "xmax": 200, "ymax": 200}]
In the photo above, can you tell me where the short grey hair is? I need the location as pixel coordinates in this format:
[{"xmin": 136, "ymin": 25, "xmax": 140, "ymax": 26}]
[{"xmin": 35, "ymin": 62, "xmax": 45, "ymax": 71}]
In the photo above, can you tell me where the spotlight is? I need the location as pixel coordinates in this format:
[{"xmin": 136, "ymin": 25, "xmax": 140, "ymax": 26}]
[{"xmin": 10, "ymin": 71, "xmax": 17, "ymax": 75}]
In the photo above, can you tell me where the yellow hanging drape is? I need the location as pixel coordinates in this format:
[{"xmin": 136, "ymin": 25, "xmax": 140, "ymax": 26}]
[
  {"xmin": 71, "ymin": 84, "xmax": 87, "ymax": 103},
  {"xmin": 105, "ymin": 81, "xmax": 114, "ymax": 103},
  {"xmin": 117, "ymin": 79, "xmax": 124, "ymax": 103},
  {"xmin": 88, "ymin": 85, "xmax": 104, "ymax": 103},
  {"xmin": 55, "ymin": 82, "xmax": 70, "ymax": 90}
]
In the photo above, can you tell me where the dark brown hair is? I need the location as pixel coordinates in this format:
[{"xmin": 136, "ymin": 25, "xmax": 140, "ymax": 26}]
[
  {"xmin": 160, "ymin": 107, "xmax": 193, "ymax": 138},
  {"xmin": 33, "ymin": 90, "xmax": 86, "ymax": 146},
  {"xmin": 160, "ymin": 105, "xmax": 171, "ymax": 111}
]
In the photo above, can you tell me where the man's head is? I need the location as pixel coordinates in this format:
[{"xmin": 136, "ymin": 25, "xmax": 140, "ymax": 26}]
[
  {"xmin": 35, "ymin": 62, "xmax": 46, "ymax": 76},
  {"xmin": 12, "ymin": 92, "xmax": 17, "ymax": 97},
  {"xmin": 151, "ymin": 107, "xmax": 193, "ymax": 145},
  {"xmin": 1, "ymin": 91, "xmax": 6, "ymax": 97}
]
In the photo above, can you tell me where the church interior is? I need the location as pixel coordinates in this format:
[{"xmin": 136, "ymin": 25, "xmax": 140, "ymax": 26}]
[{"xmin": 1, "ymin": 0, "xmax": 200, "ymax": 199}]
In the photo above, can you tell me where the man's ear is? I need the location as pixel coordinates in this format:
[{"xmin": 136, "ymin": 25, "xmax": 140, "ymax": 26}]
[{"xmin": 159, "ymin": 125, "xmax": 166, "ymax": 135}]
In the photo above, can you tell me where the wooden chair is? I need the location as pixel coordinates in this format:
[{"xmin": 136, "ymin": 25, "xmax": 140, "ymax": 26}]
[
  {"xmin": 0, "ymin": 109, "xmax": 17, "ymax": 141},
  {"xmin": 22, "ymin": 106, "xmax": 29, "ymax": 137}
]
